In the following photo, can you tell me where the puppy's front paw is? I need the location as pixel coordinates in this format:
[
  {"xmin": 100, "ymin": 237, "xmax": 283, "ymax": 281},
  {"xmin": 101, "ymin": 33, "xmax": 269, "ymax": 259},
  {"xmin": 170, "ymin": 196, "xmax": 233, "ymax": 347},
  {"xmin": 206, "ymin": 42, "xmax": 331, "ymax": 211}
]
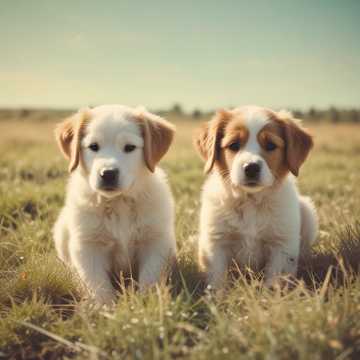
[
  {"xmin": 264, "ymin": 274, "xmax": 296, "ymax": 290},
  {"xmin": 138, "ymin": 279, "xmax": 161, "ymax": 293},
  {"xmin": 92, "ymin": 289, "xmax": 117, "ymax": 306},
  {"xmin": 264, "ymin": 275, "xmax": 282, "ymax": 289}
]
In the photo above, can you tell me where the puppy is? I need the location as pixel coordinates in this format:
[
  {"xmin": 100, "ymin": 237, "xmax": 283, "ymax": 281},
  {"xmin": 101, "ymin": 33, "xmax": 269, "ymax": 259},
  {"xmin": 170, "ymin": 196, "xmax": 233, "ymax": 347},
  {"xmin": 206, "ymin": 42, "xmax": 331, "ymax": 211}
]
[
  {"xmin": 194, "ymin": 106, "xmax": 318, "ymax": 288},
  {"xmin": 53, "ymin": 105, "xmax": 176, "ymax": 304}
]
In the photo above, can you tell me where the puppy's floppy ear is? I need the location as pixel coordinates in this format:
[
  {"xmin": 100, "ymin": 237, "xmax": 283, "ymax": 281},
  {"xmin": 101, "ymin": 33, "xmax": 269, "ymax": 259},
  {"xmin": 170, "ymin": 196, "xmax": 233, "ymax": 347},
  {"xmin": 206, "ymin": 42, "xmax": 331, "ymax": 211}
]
[
  {"xmin": 193, "ymin": 109, "xmax": 231, "ymax": 174},
  {"xmin": 135, "ymin": 109, "xmax": 175, "ymax": 172},
  {"xmin": 55, "ymin": 109, "xmax": 91, "ymax": 172},
  {"xmin": 278, "ymin": 111, "xmax": 313, "ymax": 176}
]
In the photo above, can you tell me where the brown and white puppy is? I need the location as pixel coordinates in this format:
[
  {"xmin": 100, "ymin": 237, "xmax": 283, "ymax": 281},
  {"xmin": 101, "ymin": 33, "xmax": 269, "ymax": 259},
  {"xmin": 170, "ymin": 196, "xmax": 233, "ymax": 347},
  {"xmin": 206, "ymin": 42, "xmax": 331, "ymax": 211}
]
[
  {"xmin": 194, "ymin": 105, "xmax": 318, "ymax": 288},
  {"xmin": 53, "ymin": 105, "xmax": 176, "ymax": 304}
]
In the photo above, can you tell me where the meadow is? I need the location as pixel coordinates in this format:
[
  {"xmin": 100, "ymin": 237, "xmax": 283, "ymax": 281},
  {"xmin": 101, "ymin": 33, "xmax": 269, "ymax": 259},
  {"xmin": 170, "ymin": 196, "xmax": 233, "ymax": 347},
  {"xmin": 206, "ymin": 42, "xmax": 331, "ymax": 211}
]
[{"xmin": 0, "ymin": 112, "xmax": 360, "ymax": 359}]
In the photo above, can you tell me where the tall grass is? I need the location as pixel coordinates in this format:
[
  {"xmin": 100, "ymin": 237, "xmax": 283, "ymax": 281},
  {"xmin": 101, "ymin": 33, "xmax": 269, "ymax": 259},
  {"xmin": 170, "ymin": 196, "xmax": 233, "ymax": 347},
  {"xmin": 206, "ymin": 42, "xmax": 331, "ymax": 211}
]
[{"xmin": 0, "ymin": 116, "xmax": 359, "ymax": 359}]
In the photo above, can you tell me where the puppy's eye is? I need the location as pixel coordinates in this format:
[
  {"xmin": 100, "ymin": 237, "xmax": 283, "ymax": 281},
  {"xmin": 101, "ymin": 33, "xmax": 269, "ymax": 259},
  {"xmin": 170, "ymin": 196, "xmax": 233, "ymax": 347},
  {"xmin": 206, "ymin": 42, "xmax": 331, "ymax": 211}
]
[
  {"xmin": 88, "ymin": 143, "xmax": 99, "ymax": 152},
  {"xmin": 228, "ymin": 141, "xmax": 241, "ymax": 152},
  {"xmin": 124, "ymin": 144, "xmax": 136, "ymax": 153},
  {"xmin": 265, "ymin": 141, "xmax": 277, "ymax": 151}
]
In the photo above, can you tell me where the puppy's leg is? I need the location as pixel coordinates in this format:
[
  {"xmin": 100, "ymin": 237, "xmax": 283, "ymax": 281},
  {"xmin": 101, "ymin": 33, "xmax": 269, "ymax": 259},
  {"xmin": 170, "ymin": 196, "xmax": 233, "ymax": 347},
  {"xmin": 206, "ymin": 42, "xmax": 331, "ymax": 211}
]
[
  {"xmin": 53, "ymin": 209, "xmax": 70, "ymax": 263},
  {"xmin": 138, "ymin": 239, "xmax": 175, "ymax": 291},
  {"xmin": 264, "ymin": 240, "xmax": 300, "ymax": 287},
  {"xmin": 200, "ymin": 243, "xmax": 229, "ymax": 290},
  {"xmin": 69, "ymin": 240, "xmax": 115, "ymax": 305},
  {"xmin": 299, "ymin": 196, "xmax": 318, "ymax": 252}
]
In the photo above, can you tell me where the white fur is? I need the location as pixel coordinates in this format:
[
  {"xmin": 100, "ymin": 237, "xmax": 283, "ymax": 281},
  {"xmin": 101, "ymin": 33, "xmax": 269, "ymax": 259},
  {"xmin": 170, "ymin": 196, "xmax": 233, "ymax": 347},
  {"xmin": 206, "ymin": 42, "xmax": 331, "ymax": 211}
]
[
  {"xmin": 230, "ymin": 107, "xmax": 274, "ymax": 195},
  {"xmin": 198, "ymin": 107, "xmax": 318, "ymax": 288},
  {"xmin": 53, "ymin": 105, "xmax": 176, "ymax": 304}
]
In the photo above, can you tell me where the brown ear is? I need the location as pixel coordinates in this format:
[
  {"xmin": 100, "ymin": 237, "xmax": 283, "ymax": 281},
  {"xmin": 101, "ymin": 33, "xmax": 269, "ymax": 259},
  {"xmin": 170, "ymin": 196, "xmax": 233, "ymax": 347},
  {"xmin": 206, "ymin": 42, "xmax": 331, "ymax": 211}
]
[
  {"xmin": 136, "ymin": 110, "xmax": 175, "ymax": 172},
  {"xmin": 193, "ymin": 109, "xmax": 231, "ymax": 174},
  {"xmin": 55, "ymin": 109, "xmax": 91, "ymax": 172},
  {"xmin": 279, "ymin": 112, "xmax": 313, "ymax": 176}
]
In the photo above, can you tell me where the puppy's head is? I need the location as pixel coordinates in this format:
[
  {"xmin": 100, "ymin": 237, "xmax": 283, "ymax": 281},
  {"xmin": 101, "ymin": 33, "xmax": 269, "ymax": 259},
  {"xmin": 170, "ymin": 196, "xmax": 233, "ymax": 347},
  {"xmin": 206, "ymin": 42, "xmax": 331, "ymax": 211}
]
[
  {"xmin": 194, "ymin": 106, "xmax": 313, "ymax": 194},
  {"xmin": 55, "ymin": 105, "xmax": 175, "ymax": 198}
]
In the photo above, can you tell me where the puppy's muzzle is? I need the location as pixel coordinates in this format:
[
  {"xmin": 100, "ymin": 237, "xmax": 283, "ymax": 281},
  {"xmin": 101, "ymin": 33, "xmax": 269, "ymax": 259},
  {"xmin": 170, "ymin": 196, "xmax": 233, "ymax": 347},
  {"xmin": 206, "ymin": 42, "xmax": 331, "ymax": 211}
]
[
  {"xmin": 99, "ymin": 168, "xmax": 119, "ymax": 190},
  {"xmin": 243, "ymin": 161, "xmax": 261, "ymax": 184}
]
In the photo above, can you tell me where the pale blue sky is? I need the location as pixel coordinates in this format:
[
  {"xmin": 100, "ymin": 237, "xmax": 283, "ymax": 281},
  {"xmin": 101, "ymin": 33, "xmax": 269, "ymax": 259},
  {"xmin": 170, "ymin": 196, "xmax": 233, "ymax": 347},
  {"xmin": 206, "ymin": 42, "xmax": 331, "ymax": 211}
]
[{"xmin": 1, "ymin": 0, "xmax": 359, "ymax": 110}]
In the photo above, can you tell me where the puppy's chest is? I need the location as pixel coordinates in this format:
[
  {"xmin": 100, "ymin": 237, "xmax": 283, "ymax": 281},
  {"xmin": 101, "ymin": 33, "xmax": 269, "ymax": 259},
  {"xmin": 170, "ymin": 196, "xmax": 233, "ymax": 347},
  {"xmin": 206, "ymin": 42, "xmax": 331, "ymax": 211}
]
[
  {"xmin": 99, "ymin": 198, "xmax": 142, "ymax": 249},
  {"xmin": 221, "ymin": 202, "xmax": 274, "ymax": 245}
]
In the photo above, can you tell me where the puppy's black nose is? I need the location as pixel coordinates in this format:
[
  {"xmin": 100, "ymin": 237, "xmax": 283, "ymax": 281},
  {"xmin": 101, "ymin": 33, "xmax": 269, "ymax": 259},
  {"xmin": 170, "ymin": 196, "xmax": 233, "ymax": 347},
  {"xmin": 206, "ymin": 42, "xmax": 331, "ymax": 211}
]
[
  {"xmin": 244, "ymin": 162, "xmax": 261, "ymax": 179},
  {"xmin": 100, "ymin": 168, "xmax": 119, "ymax": 186}
]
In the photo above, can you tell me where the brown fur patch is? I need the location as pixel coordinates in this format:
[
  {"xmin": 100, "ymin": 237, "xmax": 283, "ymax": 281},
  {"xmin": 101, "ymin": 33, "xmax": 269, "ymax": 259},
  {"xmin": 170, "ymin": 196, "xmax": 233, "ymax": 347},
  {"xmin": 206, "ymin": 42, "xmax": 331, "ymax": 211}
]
[
  {"xmin": 136, "ymin": 112, "xmax": 175, "ymax": 172},
  {"xmin": 199, "ymin": 250, "xmax": 211, "ymax": 273},
  {"xmin": 257, "ymin": 112, "xmax": 313, "ymax": 179},
  {"xmin": 217, "ymin": 117, "xmax": 250, "ymax": 181},
  {"xmin": 193, "ymin": 109, "xmax": 234, "ymax": 174},
  {"xmin": 257, "ymin": 121, "xmax": 289, "ymax": 181},
  {"xmin": 272, "ymin": 112, "xmax": 314, "ymax": 176},
  {"xmin": 55, "ymin": 110, "xmax": 91, "ymax": 172},
  {"xmin": 221, "ymin": 121, "xmax": 249, "ymax": 149},
  {"xmin": 194, "ymin": 107, "xmax": 314, "ymax": 183}
]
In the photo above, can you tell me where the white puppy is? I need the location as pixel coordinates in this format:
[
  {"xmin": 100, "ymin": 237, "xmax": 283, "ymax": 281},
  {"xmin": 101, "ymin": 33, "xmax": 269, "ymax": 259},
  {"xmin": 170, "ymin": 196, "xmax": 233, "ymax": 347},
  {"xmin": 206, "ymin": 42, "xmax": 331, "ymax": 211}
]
[
  {"xmin": 53, "ymin": 105, "xmax": 176, "ymax": 304},
  {"xmin": 194, "ymin": 106, "xmax": 318, "ymax": 288}
]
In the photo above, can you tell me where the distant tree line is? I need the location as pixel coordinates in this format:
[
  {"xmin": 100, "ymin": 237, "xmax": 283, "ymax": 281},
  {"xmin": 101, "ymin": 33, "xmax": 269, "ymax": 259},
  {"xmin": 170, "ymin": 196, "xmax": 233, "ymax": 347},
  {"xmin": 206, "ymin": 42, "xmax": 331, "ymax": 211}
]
[
  {"xmin": 294, "ymin": 107, "xmax": 360, "ymax": 123},
  {"xmin": 0, "ymin": 105, "xmax": 359, "ymax": 123},
  {"xmin": 162, "ymin": 104, "xmax": 360, "ymax": 123}
]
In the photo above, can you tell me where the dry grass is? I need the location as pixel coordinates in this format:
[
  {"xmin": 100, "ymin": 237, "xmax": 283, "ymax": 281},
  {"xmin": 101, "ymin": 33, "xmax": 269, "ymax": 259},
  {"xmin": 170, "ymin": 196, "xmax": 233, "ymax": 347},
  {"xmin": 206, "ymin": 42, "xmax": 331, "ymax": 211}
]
[{"xmin": 0, "ymin": 113, "xmax": 360, "ymax": 359}]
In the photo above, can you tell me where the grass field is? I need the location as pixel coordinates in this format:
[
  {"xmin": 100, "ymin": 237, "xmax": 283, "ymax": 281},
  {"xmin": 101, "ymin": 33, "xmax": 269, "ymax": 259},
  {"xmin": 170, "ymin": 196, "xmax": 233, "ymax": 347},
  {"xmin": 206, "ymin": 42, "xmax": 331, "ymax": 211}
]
[{"xmin": 1, "ymin": 113, "xmax": 360, "ymax": 359}]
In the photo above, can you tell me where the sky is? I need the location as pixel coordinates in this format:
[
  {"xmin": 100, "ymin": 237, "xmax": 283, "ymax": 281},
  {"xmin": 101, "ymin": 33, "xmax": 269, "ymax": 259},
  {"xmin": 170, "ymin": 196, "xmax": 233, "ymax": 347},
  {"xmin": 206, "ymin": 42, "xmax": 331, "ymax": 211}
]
[{"xmin": 1, "ymin": 0, "xmax": 359, "ymax": 111}]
